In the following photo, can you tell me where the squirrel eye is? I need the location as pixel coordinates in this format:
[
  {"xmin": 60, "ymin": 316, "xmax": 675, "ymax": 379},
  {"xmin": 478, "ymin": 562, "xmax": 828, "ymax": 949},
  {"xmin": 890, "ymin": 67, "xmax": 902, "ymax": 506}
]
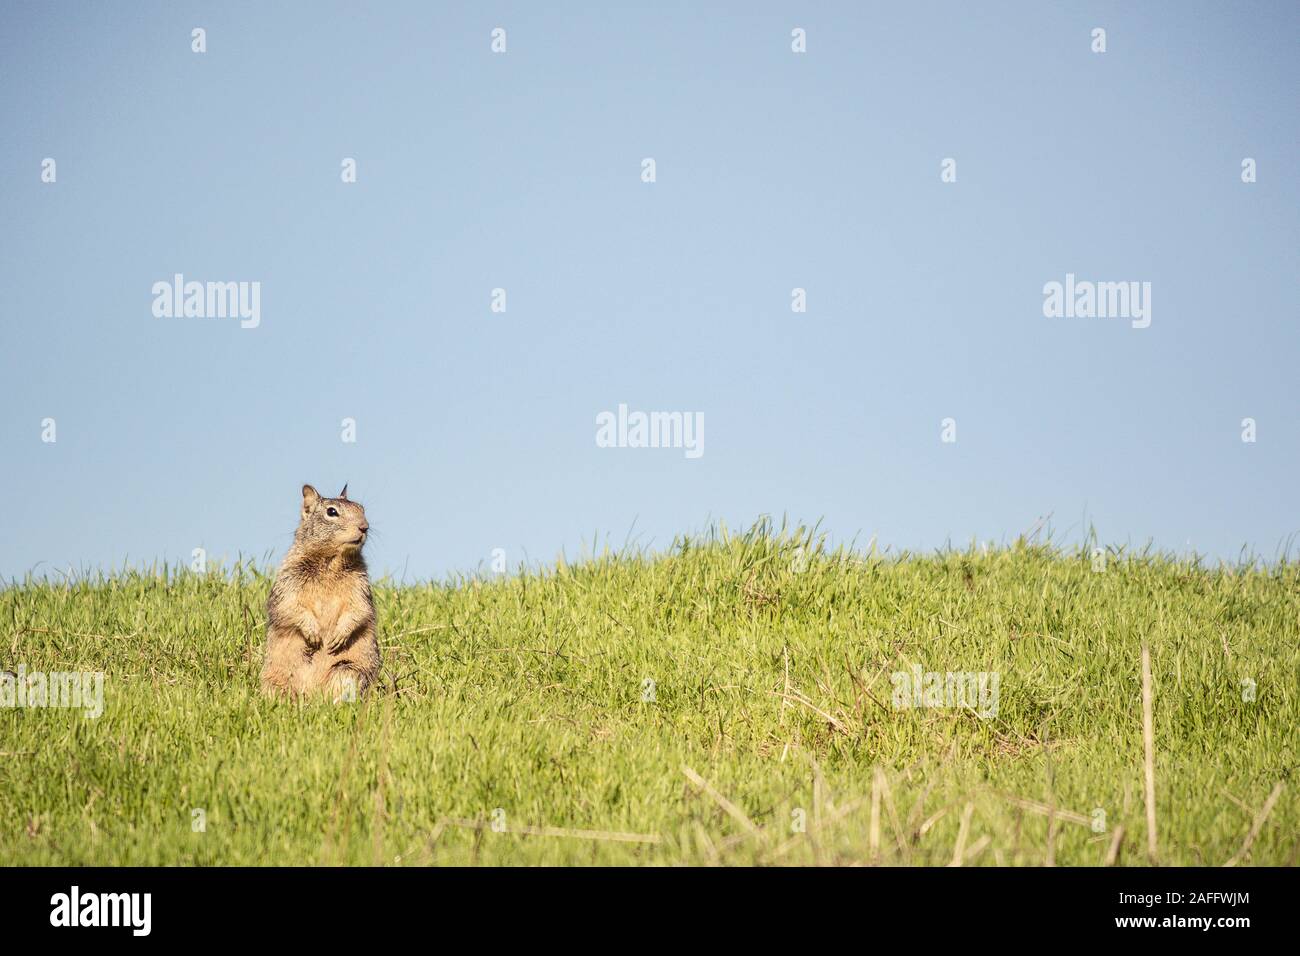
[{"xmin": 326, "ymin": 507, "xmax": 339, "ymax": 517}]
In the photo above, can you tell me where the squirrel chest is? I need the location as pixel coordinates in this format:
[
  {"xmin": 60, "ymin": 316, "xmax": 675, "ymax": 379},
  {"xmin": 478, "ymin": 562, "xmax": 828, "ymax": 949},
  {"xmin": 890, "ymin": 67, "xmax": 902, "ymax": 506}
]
[{"xmin": 300, "ymin": 585, "xmax": 348, "ymax": 632}]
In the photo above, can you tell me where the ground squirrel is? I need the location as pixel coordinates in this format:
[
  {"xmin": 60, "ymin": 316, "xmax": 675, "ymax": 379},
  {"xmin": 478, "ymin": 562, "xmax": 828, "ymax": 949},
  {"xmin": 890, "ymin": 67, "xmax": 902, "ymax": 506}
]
[{"xmin": 261, "ymin": 484, "xmax": 380, "ymax": 700}]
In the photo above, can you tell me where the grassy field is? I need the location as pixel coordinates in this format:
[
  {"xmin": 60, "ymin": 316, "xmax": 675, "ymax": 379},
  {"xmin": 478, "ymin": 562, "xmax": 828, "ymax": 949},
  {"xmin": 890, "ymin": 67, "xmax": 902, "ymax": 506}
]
[{"xmin": 1, "ymin": 522, "xmax": 1296, "ymax": 866}]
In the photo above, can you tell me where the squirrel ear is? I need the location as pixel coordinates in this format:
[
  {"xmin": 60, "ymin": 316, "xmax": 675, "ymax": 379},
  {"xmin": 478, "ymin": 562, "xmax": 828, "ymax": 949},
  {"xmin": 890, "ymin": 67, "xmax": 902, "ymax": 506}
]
[
  {"xmin": 338, "ymin": 484, "xmax": 349, "ymax": 500},
  {"xmin": 301, "ymin": 484, "xmax": 320, "ymax": 515}
]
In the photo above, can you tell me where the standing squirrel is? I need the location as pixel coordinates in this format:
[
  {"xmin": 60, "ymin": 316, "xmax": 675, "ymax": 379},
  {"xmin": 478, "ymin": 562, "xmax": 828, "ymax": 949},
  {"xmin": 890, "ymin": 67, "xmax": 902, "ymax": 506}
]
[{"xmin": 261, "ymin": 484, "xmax": 380, "ymax": 700}]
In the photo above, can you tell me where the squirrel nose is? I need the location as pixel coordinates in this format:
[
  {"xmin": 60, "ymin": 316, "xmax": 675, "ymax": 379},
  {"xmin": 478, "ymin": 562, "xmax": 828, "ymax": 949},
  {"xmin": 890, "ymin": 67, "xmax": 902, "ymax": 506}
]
[{"xmin": 359, "ymin": 524, "xmax": 369, "ymax": 534}]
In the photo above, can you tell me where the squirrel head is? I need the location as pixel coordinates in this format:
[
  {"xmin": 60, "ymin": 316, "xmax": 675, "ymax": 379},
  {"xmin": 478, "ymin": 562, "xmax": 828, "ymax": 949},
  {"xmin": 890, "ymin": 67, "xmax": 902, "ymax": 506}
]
[{"xmin": 294, "ymin": 484, "xmax": 369, "ymax": 555}]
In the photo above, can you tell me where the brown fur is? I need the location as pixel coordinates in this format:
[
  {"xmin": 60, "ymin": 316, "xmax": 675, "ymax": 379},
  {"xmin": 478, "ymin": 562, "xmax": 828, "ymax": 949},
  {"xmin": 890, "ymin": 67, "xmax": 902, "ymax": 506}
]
[{"xmin": 261, "ymin": 484, "xmax": 380, "ymax": 701}]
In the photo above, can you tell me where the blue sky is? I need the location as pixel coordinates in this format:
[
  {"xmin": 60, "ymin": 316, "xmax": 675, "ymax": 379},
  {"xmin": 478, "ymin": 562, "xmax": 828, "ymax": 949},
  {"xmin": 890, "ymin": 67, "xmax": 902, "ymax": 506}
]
[{"xmin": 2, "ymin": 1, "xmax": 1297, "ymax": 581}]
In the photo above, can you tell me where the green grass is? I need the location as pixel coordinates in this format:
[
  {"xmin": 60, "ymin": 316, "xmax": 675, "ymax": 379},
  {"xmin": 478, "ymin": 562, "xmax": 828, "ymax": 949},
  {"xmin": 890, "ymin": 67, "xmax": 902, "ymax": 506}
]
[{"xmin": 1, "ymin": 521, "xmax": 1296, "ymax": 866}]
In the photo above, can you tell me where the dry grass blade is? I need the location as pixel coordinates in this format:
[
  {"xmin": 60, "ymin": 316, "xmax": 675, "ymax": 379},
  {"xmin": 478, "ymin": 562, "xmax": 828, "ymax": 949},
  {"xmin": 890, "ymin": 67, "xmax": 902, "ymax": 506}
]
[
  {"xmin": 682, "ymin": 764, "xmax": 759, "ymax": 836},
  {"xmin": 770, "ymin": 795, "xmax": 866, "ymax": 860},
  {"xmin": 768, "ymin": 690, "xmax": 849, "ymax": 733},
  {"xmin": 993, "ymin": 793, "xmax": 1092, "ymax": 827},
  {"xmin": 1141, "ymin": 645, "xmax": 1158, "ymax": 863},
  {"xmin": 869, "ymin": 769, "xmax": 882, "ymax": 857},
  {"xmin": 1104, "ymin": 825, "xmax": 1125, "ymax": 866},
  {"xmin": 948, "ymin": 803, "xmax": 975, "ymax": 866},
  {"xmin": 437, "ymin": 817, "xmax": 662, "ymax": 844},
  {"xmin": 1223, "ymin": 782, "xmax": 1284, "ymax": 867},
  {"xmin": 964, "ymin": 835, "xmax": 991, "ymax": 864}
]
